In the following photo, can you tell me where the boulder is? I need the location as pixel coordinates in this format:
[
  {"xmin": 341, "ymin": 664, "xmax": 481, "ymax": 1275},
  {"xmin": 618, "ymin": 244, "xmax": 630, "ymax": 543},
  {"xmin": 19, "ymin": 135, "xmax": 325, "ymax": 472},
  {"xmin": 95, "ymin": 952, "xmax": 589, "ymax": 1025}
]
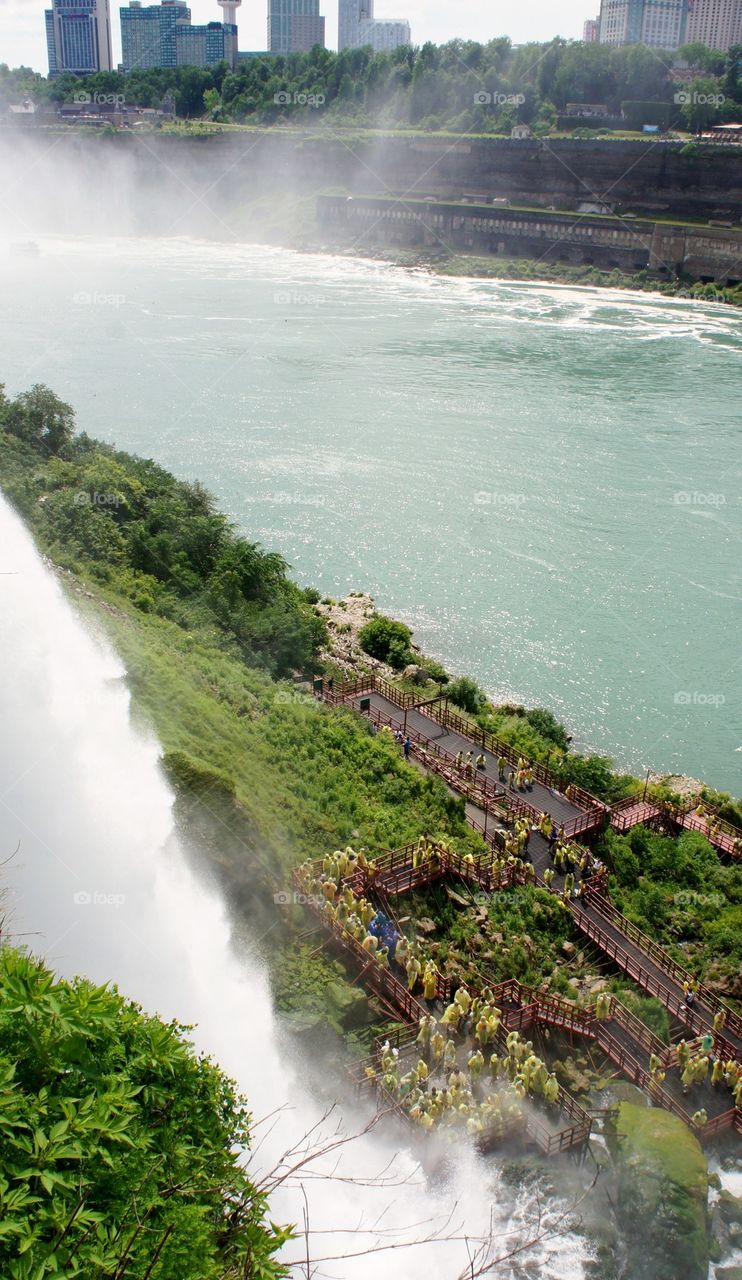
[
  {"xmin": 715, "ymin": 1269, "xmax": 742, "ymax": 1280},
  {"xmin": 562, "ymin": 941, "xmax": 576, "ymax": 958},
  {"xmin": 323, "ymin": 980, "xmax": 373, "ymax": 1031},
  {"xmin": 613, "ymin": 1103, "xmax": 709, "ymax": 1280},
  {"xmin": 417, "ymin": 917, "xmax": 438, "ymax": 935},
  {"xmin": 716, "ymin": 1189, "xmax": 742, "ymax": 1229},
  {"xmin": 446, "ymin": 888, "xmax": 472, "ymax": 908}
]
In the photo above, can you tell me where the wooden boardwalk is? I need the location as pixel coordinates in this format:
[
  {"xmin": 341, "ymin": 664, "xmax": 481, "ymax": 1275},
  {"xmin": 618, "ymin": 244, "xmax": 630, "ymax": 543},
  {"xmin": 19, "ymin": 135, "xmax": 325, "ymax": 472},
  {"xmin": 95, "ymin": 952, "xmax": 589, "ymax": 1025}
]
[
  {"xmin": 296, "ymin": 852, "xmax": 740, "ymax": 1145},
  {"xmin": 321, "ymin": 673, "xmax": 742, "ymax": 860},
  {"xmin": 315, "ymin": 675, "xmax": 742, "ymax": 1078},
  {"xmin": 676, "ymin": 806, "xmax": 742, "ymax": 859},
  {"xmin": 610, "ymin": 794, "xmax": 664, "ymax": 833},
  {"xmin": 491, "ymin": 979, "xmax": 739, "ymax": 1140}
]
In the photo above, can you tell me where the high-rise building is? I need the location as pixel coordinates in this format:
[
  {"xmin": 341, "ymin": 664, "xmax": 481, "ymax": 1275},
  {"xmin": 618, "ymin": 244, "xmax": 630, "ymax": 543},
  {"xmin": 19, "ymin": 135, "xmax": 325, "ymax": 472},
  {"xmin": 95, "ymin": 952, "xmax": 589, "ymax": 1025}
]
[
  {"xmin": 267, "ymin": 0, "xmax": 325, "ymax": 52},
  {"xmin": 684, "ymin": 0, "xmax": 742, "ymax": 49},
  {"xmin": 289, "ymin": 13, "xmax": 325, "ymax": 48},
  {"xmin": 338, "ymin": 0, "xmax": 372, "ymax": 48},
  {"xmin": 45, "ymin": 0, "xmax": 113, "ymax": 75},
  {"xmin": 357, "ymin": 16, "xmax": 409, "ymax": 49},
  {"xmin": 583, "ymin": 15, "xmax": 600, "ymax": 39},
  {"xmin": 641, "ymin": 0, "xmax": 687, "ymax": 46},
  {"xmin": 175, "ymin": 19, "xmax": 238, "ymax": 65},
  {"xmin": 599, "ymin": 0, "xmax": 688, "ymax": 47},
  {"xmin": 120, "ymin": 0, "xmax": 189, "ymax": 71},
  {"xmin": 120, "ymin": 0, "xmax": 238, "ymax": 70}
]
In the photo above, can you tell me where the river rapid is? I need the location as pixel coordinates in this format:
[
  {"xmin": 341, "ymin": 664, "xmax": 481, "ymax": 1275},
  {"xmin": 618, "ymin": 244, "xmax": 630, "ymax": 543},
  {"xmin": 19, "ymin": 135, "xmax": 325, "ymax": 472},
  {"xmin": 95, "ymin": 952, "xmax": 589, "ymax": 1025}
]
[{"xmin": 1, "ymin": 235, "xmax": 740, "ymax": 794}]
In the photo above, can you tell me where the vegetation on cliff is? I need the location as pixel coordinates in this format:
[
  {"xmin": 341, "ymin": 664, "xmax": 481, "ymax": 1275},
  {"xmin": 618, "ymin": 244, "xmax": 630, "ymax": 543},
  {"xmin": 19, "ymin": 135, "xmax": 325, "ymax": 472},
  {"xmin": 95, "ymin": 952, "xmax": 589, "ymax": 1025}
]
[
  {"xmin": 0, "ymin": 383, "xmax": 326, "ymax": 680},
  {"xmin": 0, "ymin": 944, "xmax": 289, "ymax": 1279}
]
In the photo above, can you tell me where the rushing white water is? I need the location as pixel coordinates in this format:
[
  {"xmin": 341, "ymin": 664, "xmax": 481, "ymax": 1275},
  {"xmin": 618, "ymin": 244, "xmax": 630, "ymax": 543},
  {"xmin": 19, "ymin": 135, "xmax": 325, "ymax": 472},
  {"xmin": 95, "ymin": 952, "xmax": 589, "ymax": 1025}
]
[{"xmin": 0, "ymin": 493, "xmax": 595, "ymax": 1279}]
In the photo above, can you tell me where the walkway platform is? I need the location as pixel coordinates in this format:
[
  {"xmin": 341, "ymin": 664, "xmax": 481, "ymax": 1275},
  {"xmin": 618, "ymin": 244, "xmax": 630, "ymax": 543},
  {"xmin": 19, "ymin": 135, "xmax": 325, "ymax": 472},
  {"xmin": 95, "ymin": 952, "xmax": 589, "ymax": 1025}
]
[
  {"xmin": 610, "ymin": 794, "xmax": 664, "ymax": 833},
  {"xmin": 326, "ymin": 673, "xmax": 605, "ymax": 839}
]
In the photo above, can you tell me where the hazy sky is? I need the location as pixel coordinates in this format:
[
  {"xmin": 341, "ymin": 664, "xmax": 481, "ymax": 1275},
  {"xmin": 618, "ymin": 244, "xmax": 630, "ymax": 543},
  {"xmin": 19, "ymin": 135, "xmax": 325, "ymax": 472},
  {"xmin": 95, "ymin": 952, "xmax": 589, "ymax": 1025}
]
[{"xmin": 2, "ymin": 0, "xmax": 593, "ymax": 75}]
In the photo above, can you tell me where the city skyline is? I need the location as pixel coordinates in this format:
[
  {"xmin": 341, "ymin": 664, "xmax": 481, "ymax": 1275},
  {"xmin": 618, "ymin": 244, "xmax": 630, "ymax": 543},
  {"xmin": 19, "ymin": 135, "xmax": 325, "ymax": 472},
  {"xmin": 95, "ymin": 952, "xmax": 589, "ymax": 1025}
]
[{"xmin": 4, "ymin": 0, "xmax": 592, "ymax": 74}]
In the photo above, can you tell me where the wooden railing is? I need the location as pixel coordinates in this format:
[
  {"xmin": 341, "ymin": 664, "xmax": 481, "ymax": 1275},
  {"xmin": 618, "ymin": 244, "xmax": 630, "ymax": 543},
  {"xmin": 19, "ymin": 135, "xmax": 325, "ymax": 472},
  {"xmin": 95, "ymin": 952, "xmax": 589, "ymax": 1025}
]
[
  {"xmin": 371, "ymin": 1002, "xmax": 590, "ymax": 1156},
  {"xmin": 428, "ymin": 701, "xmax": 607, "ymax": 816},
  {"xmin": 583, "ymin": 886, "xmax": 742, "ymax": 1044},
  {"xmin": 488, "ymin": 978, "xmax": 737, "ymax": 1138},
  {"xmin": 571, "ymin": 904, "xmax": 741, "ymax": 1061},
  {"xmin": 292, "ymin": 865, "xmax": 436, "ymax": 1015},
  {"xmin": 367, "ymin": 840, "xmax": 521, "ymax": 901},
  {"xmin": 331, "ymin": 674, "xmax": 606, "ymax": 825},
  {"xmin": 325, "ymin": 677, "xmax": 740, "ymax": 870},
  {"xmin": 674, "ymin": 806, "xmax": 742, "ymax": 860},
  {"xmin": 412, "ymin": 740, "xmax": 544, "ymax": 827},
  {"xmin": 344, "ymin": 691, "xmax": 590, "ymax": 838}
]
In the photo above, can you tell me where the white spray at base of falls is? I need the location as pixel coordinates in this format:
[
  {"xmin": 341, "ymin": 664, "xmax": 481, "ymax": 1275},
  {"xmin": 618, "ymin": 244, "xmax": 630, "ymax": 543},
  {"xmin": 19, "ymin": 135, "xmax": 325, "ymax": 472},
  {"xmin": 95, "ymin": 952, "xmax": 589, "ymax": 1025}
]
[{"xmin": 0, "ymin": 493, "xmax": 595, "ymax": 1279}]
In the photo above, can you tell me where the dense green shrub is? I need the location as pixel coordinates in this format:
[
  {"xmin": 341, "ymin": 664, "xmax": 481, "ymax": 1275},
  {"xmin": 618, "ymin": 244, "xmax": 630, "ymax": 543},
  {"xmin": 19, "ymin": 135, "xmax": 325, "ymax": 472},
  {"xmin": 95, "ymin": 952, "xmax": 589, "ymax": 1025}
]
[
  {"xmin": 523, "ymin": 707, "xmax": 571, "ymax": 750},
  {"xmin": 0, "ymin": 945, "xmax": 289, "ymax": 1279},
  {"xmin": 358, "ymin": 613, "xmax": 412, "ymax": 667},
  {"xmin": 446, "ymin": 675, "xmax": 487, "ymax": 715}
]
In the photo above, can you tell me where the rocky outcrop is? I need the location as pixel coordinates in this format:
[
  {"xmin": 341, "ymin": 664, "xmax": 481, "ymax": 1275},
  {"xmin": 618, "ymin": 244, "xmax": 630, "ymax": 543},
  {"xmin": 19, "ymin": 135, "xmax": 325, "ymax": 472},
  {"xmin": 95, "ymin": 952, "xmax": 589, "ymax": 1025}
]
[{"xmin": 612, "ymin": 1103, "xmax": 709, "ymax": 1280}]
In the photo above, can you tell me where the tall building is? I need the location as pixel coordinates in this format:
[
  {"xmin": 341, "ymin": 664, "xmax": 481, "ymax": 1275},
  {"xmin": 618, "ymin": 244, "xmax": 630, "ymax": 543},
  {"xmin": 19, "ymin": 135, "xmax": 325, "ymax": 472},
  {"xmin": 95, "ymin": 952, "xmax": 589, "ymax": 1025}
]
[
  {"xmin": 684, "ymin": 0, "xmax": 742, "ymax": 49},
  {"xmin": 289, "ymin": 13, "xmax": 325, "ymax": 48},
  {"xmin": 176, "ymin": 19, "xmax": 238, "ymax": 64},
  {"xmin": 338, "ymin": 0, "xmax": 372, "ymax": 48},
  {"xmin": 583, "ymin": 15, "xmax": 600, "ymax": 39},
  {"xmin": 120, "ymin": 0, "xmax": 189, "ymax": 71},
  {"xmin": 599, "ymin": 0, "xmax": 688, "ymax": 47},
  {"xmin": 120, "ymin": 0, "xmax": 238, "ymax": 70},
  {"xmin": 357, "ymin": 16, "xmax": 409, "ymax": 49},
  {"xmin": 45, "ymin": 0, "xmax": 113, "ymax": 75},
  {"xmin": 267, "ymin": 0, "xmax": 325, "ymax": 52}
]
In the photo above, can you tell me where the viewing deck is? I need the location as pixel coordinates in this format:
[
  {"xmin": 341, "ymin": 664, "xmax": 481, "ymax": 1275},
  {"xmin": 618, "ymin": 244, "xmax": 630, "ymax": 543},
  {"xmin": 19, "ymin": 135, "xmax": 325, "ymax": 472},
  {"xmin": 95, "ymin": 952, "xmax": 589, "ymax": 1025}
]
[
  {"xmin": 312, "ymin": 674, "xmax": 742, "ymax": 1095},
  {"xmin": 610, "ymin": 793, "xmax": 664, "ymax": 833},
  {"xmin": 296, "ymin": 850, "xmax": 740, "ymax": 1145}
]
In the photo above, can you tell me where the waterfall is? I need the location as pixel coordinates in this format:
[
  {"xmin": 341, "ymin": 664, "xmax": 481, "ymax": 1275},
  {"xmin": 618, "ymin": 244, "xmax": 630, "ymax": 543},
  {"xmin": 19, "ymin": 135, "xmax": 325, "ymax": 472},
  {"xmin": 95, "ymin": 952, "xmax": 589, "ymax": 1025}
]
[{"xmin": 0, "ymin": 492, "xmax": 594, "ymax": 1279}]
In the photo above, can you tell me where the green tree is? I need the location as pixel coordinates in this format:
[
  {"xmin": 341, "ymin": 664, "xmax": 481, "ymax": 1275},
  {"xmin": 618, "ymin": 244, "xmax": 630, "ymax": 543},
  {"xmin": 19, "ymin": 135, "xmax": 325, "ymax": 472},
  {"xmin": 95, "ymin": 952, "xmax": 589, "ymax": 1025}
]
[
  {"xmin": 678, "ymin": 77, "xmax": 724, "ymax": 131},
  {"xmin": 446, "ymin": 675, "xmax": 486, "ymax": 715},
  {"xmin": 3, "ymin": 385, "xmax": 75, "ymax": 455},
  {"xmin": 724, "ymin": 44, "xmax": 742, "ymax": 101}
]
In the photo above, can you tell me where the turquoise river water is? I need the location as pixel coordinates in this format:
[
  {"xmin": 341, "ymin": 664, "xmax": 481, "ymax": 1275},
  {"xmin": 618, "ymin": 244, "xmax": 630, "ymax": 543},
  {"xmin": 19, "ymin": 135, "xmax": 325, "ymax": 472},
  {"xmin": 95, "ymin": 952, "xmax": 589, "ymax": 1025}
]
[{"xmin": 1, "ymin": 236, "xmax": 740, "ymax": 793}]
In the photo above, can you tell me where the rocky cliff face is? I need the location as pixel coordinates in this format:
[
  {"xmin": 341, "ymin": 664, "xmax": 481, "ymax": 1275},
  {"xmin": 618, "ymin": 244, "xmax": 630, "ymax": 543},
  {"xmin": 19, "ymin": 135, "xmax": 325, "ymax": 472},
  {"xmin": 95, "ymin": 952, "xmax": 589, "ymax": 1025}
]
[{"xmin": 4, "ymin": 131, "xmax": 742, "ymax": 242}]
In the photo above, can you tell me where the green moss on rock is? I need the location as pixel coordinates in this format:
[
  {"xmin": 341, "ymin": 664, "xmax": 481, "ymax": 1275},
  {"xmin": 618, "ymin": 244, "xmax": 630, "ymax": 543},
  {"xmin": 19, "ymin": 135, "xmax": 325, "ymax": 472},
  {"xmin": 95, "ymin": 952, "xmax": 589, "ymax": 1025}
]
[{"xmin": 613, "ymin": 1103, "xmax": 709, "ymax": 1280}]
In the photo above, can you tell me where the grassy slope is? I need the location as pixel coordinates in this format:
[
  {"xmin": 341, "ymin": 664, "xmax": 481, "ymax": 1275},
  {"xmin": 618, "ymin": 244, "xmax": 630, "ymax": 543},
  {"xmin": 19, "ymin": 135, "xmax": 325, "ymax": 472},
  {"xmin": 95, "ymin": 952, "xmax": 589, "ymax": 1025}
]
[{"xmin": 80, "ymin": 584, "xmax": 483, "ymax": 876}]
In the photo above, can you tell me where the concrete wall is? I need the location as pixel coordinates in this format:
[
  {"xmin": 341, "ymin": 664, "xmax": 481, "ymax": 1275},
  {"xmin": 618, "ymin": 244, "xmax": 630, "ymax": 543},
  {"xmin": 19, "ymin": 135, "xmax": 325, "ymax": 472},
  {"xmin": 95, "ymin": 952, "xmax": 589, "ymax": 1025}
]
[{"xmin": 318, "ymin": 195, "xmax": 742, "ymax": 283}]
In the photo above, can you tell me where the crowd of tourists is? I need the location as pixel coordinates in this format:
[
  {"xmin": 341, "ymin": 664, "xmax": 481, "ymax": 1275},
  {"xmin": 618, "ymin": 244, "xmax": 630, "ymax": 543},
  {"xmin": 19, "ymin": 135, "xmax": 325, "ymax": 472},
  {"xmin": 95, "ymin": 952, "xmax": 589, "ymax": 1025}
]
[{"xmin": 370, "ymin": 1004, "xmax": 561, "ymax": 1139}]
